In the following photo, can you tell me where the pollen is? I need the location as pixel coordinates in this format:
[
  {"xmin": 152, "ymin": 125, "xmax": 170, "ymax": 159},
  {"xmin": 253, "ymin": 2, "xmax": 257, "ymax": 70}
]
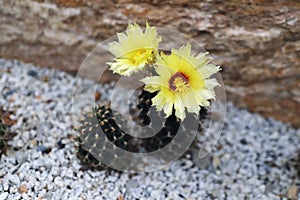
[
  {"xmin": 128, "ymin": 48, "xmax": 154, "ymax": 65},
  {"xmin": 169, "ymin": 72, "xmax": 189, "ymax": 93}
]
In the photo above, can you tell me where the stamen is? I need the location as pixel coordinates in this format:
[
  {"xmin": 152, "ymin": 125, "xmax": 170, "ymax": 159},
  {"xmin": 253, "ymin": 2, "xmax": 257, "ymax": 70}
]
[
  {"xmin": 169, "ymin": 72, "xmax": 189, "ymax": 93},
  {"xmin": 129, "ymin": 49, "xmax": 153, "ymax": 65}
]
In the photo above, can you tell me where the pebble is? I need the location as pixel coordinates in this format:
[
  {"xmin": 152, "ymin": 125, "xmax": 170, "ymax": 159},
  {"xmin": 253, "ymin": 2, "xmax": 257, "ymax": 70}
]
[
  {"xmin": 0, "ymin": 59, "xmax": 299, "ymax": 199},
  {"xmin": 211, "ymin": 189, "xmax": 220, "ymax": 198},
  {"xmin": 288, "ymin": 185, "xmax": 298, "ymax": 200},
  {"xmin": 54, "ymin": 176, "xmax": 64, "ymax": 188},
  {"xmin": 192, "ymin": 149, "xmax": 211, "ymax": 169},
  {"xmin": 8, "ymin": 174, "xmax": 20, "ymax": 186},
  {"xmin": 18, "ymin": 184, "xmax": 28, "ymax": 194},
  {"xmin": 212, "ymin": 155, "xmax": 221, "ymax": 169},
  {"xmin": 27, "ymin": 70, "xmax": 38, "ymax": 78},
  {"xmin": 0, "ymin": 193, "xmax": 8, "ymax": 200},
  {"xmin": 3, "ymin": 182, "xmax": 9, "ymax": 191},
  {"xmin": 126, "ymin": 179, "xmax": 139, "ymax": 190}
]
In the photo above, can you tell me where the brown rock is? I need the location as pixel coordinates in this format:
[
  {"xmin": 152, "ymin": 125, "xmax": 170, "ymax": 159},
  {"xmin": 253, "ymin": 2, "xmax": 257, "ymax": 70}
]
[
  {"xmin": 0, "ymin": 109, "xmax": 17, "ymax": 127},
  {"xmin": 95, "ymin": 91, "xmax": 101, "ymax": 101},
  {"xmin": 0, "ymin": 0, "xmax": 299, "ymax": 127},
  {"xmin": 41, "ymin": 75, "xmax": 50, "ymax": 82},
  {"xmin": 18, "ymin": 184, "xmax": 28, "ymax": 194},
  {"xmin": 288, "ymin": 185, "xmax": 298, "ymax": 200},
  {"xmin": 117, "ymin": 195, "xmax": 124, "ymax": 200}
]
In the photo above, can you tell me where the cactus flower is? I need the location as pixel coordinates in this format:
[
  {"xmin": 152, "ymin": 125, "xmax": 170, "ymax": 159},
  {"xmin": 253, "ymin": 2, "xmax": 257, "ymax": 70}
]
[
  {"xmin": 141, "ymin": 44, "xmax": 221, "ymax": 120},
  {"xmin": 107, "ymin": 22, "xmax": 161, "ymax": 76}
]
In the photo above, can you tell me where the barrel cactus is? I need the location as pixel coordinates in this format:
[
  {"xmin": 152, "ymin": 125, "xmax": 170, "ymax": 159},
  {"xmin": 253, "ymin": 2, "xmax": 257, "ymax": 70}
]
[
  {"xmin": 75, "ymin": 22, "xmax": 220, "ymax": 170},
  {"xmin": 75, "ymin": 89, "xmax": 209, "ymax": 170}
]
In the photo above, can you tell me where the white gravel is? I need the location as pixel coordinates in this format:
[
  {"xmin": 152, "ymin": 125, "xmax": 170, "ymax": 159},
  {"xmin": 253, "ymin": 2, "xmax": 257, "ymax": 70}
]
[{"xmin": 0, "ymin": 59, "xmax": 299, "ymax": 200}]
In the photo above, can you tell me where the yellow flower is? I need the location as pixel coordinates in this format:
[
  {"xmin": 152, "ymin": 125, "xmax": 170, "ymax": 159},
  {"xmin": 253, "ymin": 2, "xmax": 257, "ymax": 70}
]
[
  {"xmin": 141, "ymin": 44, "xmax": 221, "ymax": 120},
  {"xmin": 107, "ymin": 22, "xmax": 161, "ymax": 76}
]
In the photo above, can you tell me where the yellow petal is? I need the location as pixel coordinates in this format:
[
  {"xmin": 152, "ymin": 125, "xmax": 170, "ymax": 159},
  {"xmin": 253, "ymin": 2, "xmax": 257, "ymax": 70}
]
[
  {"xmin": 205, "ymin": 78, "xmax": 220, "ymax": 90},
  {"xmin": 141, "ymin": 76, "xmax": 166, "ymax": 87},
  {"xmin": 198, "ymin": 64, "xmax": 221, "ymax": 79},
  {"xmin": 155, "ymin": 63, "xmax": 174, "ymax": 77},
  {"xmin": 152, "ymin": 93, "xmax": 166, "ymax": 111},
  {"xmin": 181, "ymin": 90, "xmax": 200, "ymax": 114},
  {"xmin": 174, "ymin": 94, "xmax": 186, "ymax": 120},
  {"xmin": 163, "ymin": 102, "xmax": 173, "ymax": 117}
]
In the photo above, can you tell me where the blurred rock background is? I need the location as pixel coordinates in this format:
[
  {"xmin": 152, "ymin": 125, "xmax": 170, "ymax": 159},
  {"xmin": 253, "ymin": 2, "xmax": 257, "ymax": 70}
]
[{"xmin": 0, "ymin": 0, "xmax": 299, "ymax": 127}]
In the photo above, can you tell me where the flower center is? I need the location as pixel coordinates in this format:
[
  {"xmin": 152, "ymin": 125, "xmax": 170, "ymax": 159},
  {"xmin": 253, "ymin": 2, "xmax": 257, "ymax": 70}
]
[
  {"xmin": 169, "ymin": 72, "xmax": 189, "ymax": 93},
  {"xmin": 128, "ymin": 49, "xmax": 154, "ymax": 65}
]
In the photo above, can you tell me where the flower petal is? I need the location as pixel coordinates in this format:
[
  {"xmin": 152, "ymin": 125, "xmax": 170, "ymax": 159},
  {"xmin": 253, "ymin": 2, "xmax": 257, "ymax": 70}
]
[
  {"xmin": 198, "ymin": 64, "xmax": 221, "ymax": 79},
  {"xmin": 174, "ymin": 94, "xmax": 186, "ymax": 120},
  {"xmin": 163, "ymin": 102, "xmax": 173, "ymax": 117},
  {"xmin": 107, "ymin": 22, "xmax": 161, "ymax": 76},
  {"xmin": 152, "ymin": 93, "xmax": 166, "ymax": 111},
  {"xmin": 205, "ymin": 78, "xmax": 220, "ymax": 90},
  {"xmin": 182, "ymin": 90, "xmax": 200, "ymax": 114}
]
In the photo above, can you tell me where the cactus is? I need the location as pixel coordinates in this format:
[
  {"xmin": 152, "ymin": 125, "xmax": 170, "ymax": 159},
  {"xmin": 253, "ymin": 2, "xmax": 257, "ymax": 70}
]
[
  {"xmin": 76, "ymin": 104, "xmax": 129, "ymax": 170},
  {"xmin": 75, "ymin": 90, "xmax": 208, "ymax": 170},
  {"xmin": 76, "ymin": 137, "xmax": 106, "ymax": 170}
]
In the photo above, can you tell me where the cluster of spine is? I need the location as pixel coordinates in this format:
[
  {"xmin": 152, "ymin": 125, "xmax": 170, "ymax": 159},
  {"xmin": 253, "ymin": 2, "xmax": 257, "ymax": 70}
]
[
  {"xmin": 76, "ymin": 90, "xmax": 208, "ymax": 170},
  {"xmin": 0, "ymin": 115, "xmax": 15, "ymax": 159},
  {"xmin": 76, "ymin": 104, "xmax": 128, "ymax": 170},
  {"xmin": 129, "ymin": 90, "xmax": 157, "ymax": 126}
]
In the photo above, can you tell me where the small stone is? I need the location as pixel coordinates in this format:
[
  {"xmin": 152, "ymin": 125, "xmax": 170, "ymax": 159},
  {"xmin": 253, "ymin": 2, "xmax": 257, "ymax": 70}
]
[
  {"xmin": 65, "ymin": 169, "xmax": 74, "ymax": 179},
  {"xmin": 18, "ymin": 184, "xmax": 28, "ymax": 194},
  {"xmin": 264, "ymin": 183, "xmax": 275, "ymax": 194},
  {"xmin": 37, "ymin": 145, "xmax": 52, "ymax": 154},
  {"xmin": 54, "ymin": 177, "xmax": 64, "ymax": 188},
  {"xmin": 212, "ymin": 155, "xmax": 221, "ymax": 169},
  {"xmin": 221, "ymin": 153, "xmax": 231, "ymax": 163},
  {"xmin": 239, "ymin": 138, "xmax": 248, "ymax": 145},
  {"xmin": 126, "ymin": 179, "xmax": 139, "ymax": 190},
  {"xmin": 95, "ymin": 91, "xmax": 102, "ymax": 101},
  {"xmin": 9, "ymin": 185, "xmax": 18, "ymax": 193},
  {"xmin": 14, "ymin": 151, "xmax": 28, "ymax": 165},
  {"xmin": 21, "ymin": 193, "xmax": 29, "ymax": 199},
  {"xmin": 212, "ymin": 189, "xmax": 220, "ymax": 198},
  {"xmin": 0, "ymin": 192, "xmax": 8, "ymax": 200},
  {"xmin": 288, "ymin": 185, "xmax": 298, "ymax": 200},
  {"xmin": 57, "ymin": 139, "xmax": 65, "ymax": 149},
  {"xmin": 117, "ymin": 195, "xmax": 124, "ymax": 200},
  {"xmin": 41, "ymin": 75, "xmax": 49, "ymax": 82},
  {"xmin": 193, "ymin": 149, "xmax": 211, "ymax": 169},
  {"xmin": 8, "ymin": 174, "xmax": 20, "ymax": 186},
  {"xmin": 16, "ymin": 139, "xmax": 24, "ymax": 148},
  {"xmin": 27, "ymin": 70, "xmax": 38, "ymax": 78},
  {"xmin": 3, "ymin": 182, "xmax": 9, "ymax": 191}
]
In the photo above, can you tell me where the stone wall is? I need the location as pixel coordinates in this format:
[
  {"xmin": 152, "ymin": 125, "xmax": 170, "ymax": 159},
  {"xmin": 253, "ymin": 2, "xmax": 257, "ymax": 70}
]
[{"xmin": 0, "ymin": 0, "xmax": 299, "ymax": 127}]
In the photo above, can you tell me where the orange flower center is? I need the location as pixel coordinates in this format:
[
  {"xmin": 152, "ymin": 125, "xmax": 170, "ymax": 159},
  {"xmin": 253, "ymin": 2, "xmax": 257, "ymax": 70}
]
[{"xmin": 169, "ymin": 72, "xmax": 189, "ymax": 93}]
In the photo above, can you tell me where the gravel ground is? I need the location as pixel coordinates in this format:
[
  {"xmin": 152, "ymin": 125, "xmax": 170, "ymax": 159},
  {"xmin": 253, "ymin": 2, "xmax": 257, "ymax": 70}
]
[{"xmin": 0, "ymin": 59, "xmax": 299, "ymax": 200}]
